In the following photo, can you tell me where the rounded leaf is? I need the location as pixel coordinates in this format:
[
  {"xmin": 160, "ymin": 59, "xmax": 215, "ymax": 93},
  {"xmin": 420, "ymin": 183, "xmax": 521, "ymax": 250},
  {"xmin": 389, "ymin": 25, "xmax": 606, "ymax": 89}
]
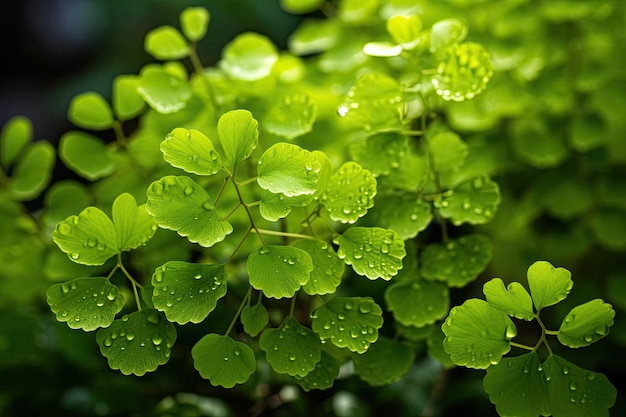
[
  {"xmin": 387, "ymin": 14, "xmax": 422, "ymax": 49},
  {"xmin": 247, "ymin": 245, "xmax": 313, "ymax": 298},
  {"xmin": 353, "ymin": 336, "xmax": 413, "ymax": 386},
  {"xmin": 152, "ymin": 262, "xmax": 227, "ymax": 324},
  {"xmin": 46, "ymin": 278, "xmax": 125, "ymax": 331},
  {"xmin": 321, "ymin": 162, "xmax": 376, "ymax": 224},
  {"xmin": 527, "ymin": 261, "xmax": 572, "ymax": 312},
  {"xmin": 280, "ymin": 0, "xmax": 324, "ymax": 14},
  {"xmin": 112, "ymin": 74, "xmax": 145, "ymax": 121},
  {"xmin": 144, "ymin": 25, "xmax": 189, "ymax": 60},
  {"xmin": 293, "ymin": 350, "xmax": 340, "ymax": 391},
  {"xmin": 558, "ymin": 299, "xmax": 615, "ymax": 348},
  {"xmin": 311, "ymin": 296, "xmax": 383, "ymax": 353},
  {"xmin": 112, "ymin": 193, "xmax": 157, "ymax": 252},
  {"xmin": 365, "ymin": 194, "xmax": 432, "ymax": 240},
  {"xmin": 385, "ymin": 279, "xmax": 449, "ymax": 327},
  {"xmin": 241, "ymin": 303, "xmax": 269, "ymax": 337},
  {"xmin": 217, "ymin": 109, "xmax": 259, "ymax": 171},
  {"xmin": 295, "ymin": 239, "xmax": 344, "ymax": 296},
  {"xmin": 59, "ymin": 131, "xmax": 115, "ymax": 181},
  {"xmin": 434, "ymin": 177, "xmax": 500, "ymax": 226},
  {"xmin": 430, "ymin": 18, "xmax": 468, "ymax": 51},
  {"xmin": 220, "ymin": 32, "xmax": 279, "ymax": 81},
  {"xmin": 262, "ymin": 93, "xmax": 317, "ymax": 140},
  {"xmin": 68, "ymin": 92, "xmax": 114, "ymax": 130},
  {"xmin": 9, "ymin": 141, "xmax": 55, "ymax": 201},
  {"xmin": 483, "ymin": 278, "xmax": 535, "ymax": 320},
  {"xmin": 161, "ymin": 128, "xmax": 222, "ymax": 175},
  {"xmin": 192, "ymin": 334, "xmax": 256, "ymax": 388},
  {"xmin": 180, "ymin": 7, "xmax": 210, "ymax": 42},
  {"xmin": 96, "ymin": 309, "xmax": 177, "ymax": 376},
  {"xmin": 259, "ymin": 189, "xmax": 313, "ymax": 222},
  {"xmin": 349, "ymin": 132, "xmax": 409, "ymax": 177},
  {"xmin": 257, "ymin": 143, "xmax": 320, "ymax": 197},
  {"xmin": 137, "ymin": 66, "xmax": 192, "ymax": 114},
  {"xmin": 429, "ymin": 131, "xmax": 469, "ymax": 173},
  {"xmin": 1, "ymin": 115, "xmax": 31, "ymax": 169}
]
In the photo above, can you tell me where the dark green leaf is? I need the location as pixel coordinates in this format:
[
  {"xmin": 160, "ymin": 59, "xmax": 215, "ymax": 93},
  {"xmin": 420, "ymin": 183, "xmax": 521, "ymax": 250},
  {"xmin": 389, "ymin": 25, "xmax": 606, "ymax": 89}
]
[
  {"xmin": 192, "ymin": 334, "xmax": 256, "ymax": 387},
  {"xmin": 247, "ymin": 245, "xmax": 313, "ymax": 298},
  {"xmin": 241, "ymin": 302, "xmax": 269, "ymax": 337},
  {"xmin": 295, "ymin": 239, "xmax": 344, "ymax": 296},
  {"xmin": 353, "ymin": 336, "xmax": 413, "ymax": 386},
  {"xmin": 434, "ymin": 177, "xmax": 500, "ymax": 225},
  {"xmin": 385, "ymin": 279, "xmax": 449, "ymax": 327},
  {"xmin": 293, "ymin": 350, "xmax": 340, "ymax": 391}
]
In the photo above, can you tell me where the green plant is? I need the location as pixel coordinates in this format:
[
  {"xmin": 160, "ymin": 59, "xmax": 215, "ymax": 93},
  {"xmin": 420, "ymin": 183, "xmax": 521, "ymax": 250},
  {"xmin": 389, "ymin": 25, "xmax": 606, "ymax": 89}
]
[{"xmin": 1, "ymin": 1, "xmax": 624, "ymax": 416}]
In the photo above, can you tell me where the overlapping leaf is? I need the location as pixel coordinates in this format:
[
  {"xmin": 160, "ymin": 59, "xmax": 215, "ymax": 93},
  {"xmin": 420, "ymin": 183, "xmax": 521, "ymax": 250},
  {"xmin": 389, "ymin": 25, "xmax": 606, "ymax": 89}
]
[
  {"xmin": 259, "ymin": 189, "xmax": 313, "ymax": 221},
  {"xmin": 247, "ymin": 245, "xmax": 313, "ymax": 298},
  {"xmin": 151, "ymin": 261, "xmax": 227, "ymax": 324},
  {"xmin": 137, "ymin": 66, "xmax": 192, "ymax": 114},
  {"xmin": 46, "ymin": 278, "xmax": 125, "ymax": 331},
  {"xmin": 160, "ymin": 128, "xmax": 222, "ymax": 175},
  {"xmin": 220, "ymin": 32, "xmax": 279, "ymax": 81},
  {"xmin": 293, "ymin": 350, "xmax": 340, "ymax": 391},
  {"xmin": 295, "ymin": 239, "xmax": 344, "ymax": 295},
  {"xmin": 112, "ymin": 75, "xmax": 145, "ymax": 121},
  {"xmin": 96, "ymin": 309, "xmax": 177, "ymax": 376},
  {"xmin": 146, "ymin": 175, "xmax": 233, "ymax": 247},
  {"xmin": 262, "ymin": 93, "xmax": 317, "ymax": 140},
  {"xmin": 353, "ymin": 336, "xmax": 413, "ymax": 386},
  {"xmin": 311, "ymin": 296, "xmax": 383, "ymax": 353},
  {"xmin": 483, "ymin": 278, "xmax": 535, "ymax": 320},
  {"xmin": 429, "ymin": 131, "xmax": 469, "ymax": 173},
  {"xmin": 434, "ymin": 177, "xmax": 500, "ymax": 225},
  {"xmin": 241, "ymin": 302, "xmax": 269, "ymax": 337},
  {"xmin": 8, "ymin": 141, "xmax": 55, "ymax": 201},
  {"xmin": 385, "ymin": 279, "xmax": 449, "ymax": 327},
  {"xmin": 365, "ymin": 193, "xmax": 432, "ymax": 240},
  {"xmin": 321, "ymin": 162, "xmax": 376, "ymax": 224},
  {"xmin": 334, "ymin": 227, "xmax": 405, "ymax": 280},
  {"xmin": 257, "ymin": 143, "xmax": 320, "ymax": 197},
  {"xmin": 192, "ymin": 334, "xmax": 256, "ymax": 388},
  {"xmin": 348, "ymin": 132, "xmax": 409, "ymax": 177},
  {"xmin": 112, "ymin": 193, "xmax": 158, "ymax": 251}
]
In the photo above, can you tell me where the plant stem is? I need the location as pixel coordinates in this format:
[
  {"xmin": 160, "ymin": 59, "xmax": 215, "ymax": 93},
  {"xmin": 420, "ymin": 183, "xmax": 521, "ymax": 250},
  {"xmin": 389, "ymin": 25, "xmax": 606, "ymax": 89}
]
[
  {"xmin": 252, "ymin": 228, "xmax": 316, "ymax": 241},
  {"xmin": 117, "ymin": 253, "xmax": 143, "ymax": 311},
  {"xmin": 289, "ymin": 296, "xmax": 297, "ymax": 317},
  {"xmin": 510, "ymin": 341, "xmax": 535, "ymax": 351},
  {"xmin": 230, "ymin": 174, "xmax": 267, "ymax": 246},
  {"xmin": 225, "ymin": 287, "xmax": 251, "ymax": 337},
  {"xmin": 188, "ymin": 44, "xmax": 220, "ymax": 113}
]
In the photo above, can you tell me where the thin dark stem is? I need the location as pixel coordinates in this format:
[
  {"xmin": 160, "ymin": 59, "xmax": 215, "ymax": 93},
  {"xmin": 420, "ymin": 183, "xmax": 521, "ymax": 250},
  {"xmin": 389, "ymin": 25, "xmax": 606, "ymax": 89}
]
[{"xmin": 225, "ymin": 287, "xmax": 251, "ymax": 337}]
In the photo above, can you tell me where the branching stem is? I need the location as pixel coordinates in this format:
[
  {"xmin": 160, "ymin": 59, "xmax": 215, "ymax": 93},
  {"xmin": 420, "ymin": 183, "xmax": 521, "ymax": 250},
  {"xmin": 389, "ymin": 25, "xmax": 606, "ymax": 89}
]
[
  {"xmin": 253, "ymin": 228, "xmax": 316, "ymax": 241},
  {"xmin": 225, "ymin": 287, "xmax": 251, "ymax": 337}
]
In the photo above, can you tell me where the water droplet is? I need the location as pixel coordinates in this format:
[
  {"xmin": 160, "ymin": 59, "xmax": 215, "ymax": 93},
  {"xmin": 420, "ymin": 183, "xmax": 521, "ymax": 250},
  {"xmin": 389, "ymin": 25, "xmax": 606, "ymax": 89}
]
[
  {"xmin": 344, "ymin": 300, "xmax": 353, "ymax": 311},
  {"xmin": 562, "ymin": 366, "xmax": 570, "ymax": 375},
  {"xmin": 184, "ymin": 186, "xmax": 194, "ymax": 196},
  {"xmin": 569, "ymin": 382, "xmax": 577, "ymax": 391},
  {"xmin": 259, "ymin": 247, "xmax": 270, "ymax": 254},
  {"xmin": 126, "ymin": 333, "xmax": 135, "ymax": 341},
  {"xmin": 103, "ymin": 336, "xmax": 113, "ymax": 347},
  {"xmin": 61, "ymin": 284, "xmax": 70, "ymax": 294},
  {"xmin": 71, "ymin": 253, "xmax": 80, "ymax": 260},
  {"xmin": 358, "ymin": 302, "xmax": 372, "ymax": 314},
  {"xmin": 152, "ymin": 335, "xmax": 163, "ymax": 346},
  {"xmin": 289, "ymin": 353, "xmax": 296, "ymax": 361},
  {"xmin": 154, "ymin": 273, "xmax": 163, "ymax": 283},
  {"xmin": 107, "ymin": 290, "xmax": 117, "ymax": 301},
  {"xmin": 352, "ymin": 250, "xmax": 364, "ymax": 260},
  {"xmin": 194, "ymin": 274, "xmax": 202, "ymax": 280}
]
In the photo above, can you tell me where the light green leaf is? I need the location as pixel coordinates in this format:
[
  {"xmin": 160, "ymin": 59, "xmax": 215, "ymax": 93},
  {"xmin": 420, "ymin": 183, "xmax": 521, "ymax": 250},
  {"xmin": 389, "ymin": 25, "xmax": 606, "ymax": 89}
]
[
  {"xmin": 68, "ymin": 92, "xmax": 114, "ymax": 130},
  {"xmin": 311, "ymin": 150, "xmax": 332, "ymax": 199},
  {"xmin": 385, "ymin": 279, "xmax": 449, "ymax": 327},
  {"xmin": 321, "ymin": 162, "xmax": 376, "ymax": 224},
  {"xmin": 160, "ymin": 127, "xmax": 222, "ymax": 175},
  {"xmin": 386, "ymin": 14, "xmax": 422, "ymax": 49},
  {"xmin": 288, "ymin": 18, "xmax": 339, "ymax": 56},
  {"xmin": 144, "ymin": 25, "xmax": 189, "ymax": 60},
  {"xmin": 353, "ymin": 336, "xmax": 413, "ymax": 386},
  {"xmin": 348, "ymin": 132, "xmax": 409, "ymax": 177},
  {"xmin": 483, "ymin": 278, "xmax": 535, "ymax": 320},
  {"xmin": 293, "ymin": 350, "xmax": 340, "ymax": 391},
  {"xmin": 431, "ymin": 42, "xmax": 493, "ymax": 102},
  {"xmin": 362, "ymin": 41, "xmax": 402, "ymax": 57},
  {"xmin": 338, "ymin": 72, "xmax": 404, "ymax": 132},
  {"xmin": 138, "ymin": 66, "xmax": 192, "ymax": 114},
  {"xmin": 527, "ymin": 261, "xmax": 572, "ymax": 311},
  {"xmin": 152, "ymin": 262, "xmax": 227, "ymax": 324},
  {"xmin": 217, "ymin": 109, "xmax": 259, "ymax": 171},
  {"xmin": 295, "ymin": 239, "xmax": 344, "ymax": 296},
  {"xmin": 420, "ymin": 234, "xmax": 492, "ymax": 287},
  {"xmin": 52, "ymin": 206, "xmax": 118, "ymax": 266},
  {"xmin": 112, "ymin": 193, "xmax": 156, "ymax": 251},
  {"xmin": 334, "ymin": 227, "xmax": 405, "ymax": 280},
  {"xmin": 46, "ymin": 278, "xmax": 125, "ymax": 331},
  {"xmin": 220, "ymin": 32, "xmax": 279, "ymax": 81},
  {"xmin": 192, "ymin": 334, "xmax": 256, "ymax": 388},
  {"xmin": 112, "ymin": 74, "xmax": 145, "ymax": 121},
  {"xmin": 42, "ymin": 180, "xmax": 92, "ymax": 227},
  {"xmin": 558, "ymin": 299, "xmax": 615, "ymax": 348},
  {"xmin": 241, "ymin": 302, "xmax": 269, "ymax": 337},
  {"xmin": 180, "ymin": 7, "xmax": 210, "ymax": 42},
  {"xmin": 430, "ymin": 18, "xmax": 468, "ymax": 51},
  {"xmin": 442, "ymin": 299, "xmax": 516, "ymax": 369},
  {"xmin": 247, "ymin": 245, "xmax": 313, "ymax": 298},
  {"xmin": 280, "ymin": 0, "xmax": 324, "ymax": 14},
  {"xmin": 364, "ymin": 194, "xmax": 432, "ymax": 240},
  {"xmin": 1, "ymin": 115, "xmax": 31, "ymax": 169},
  {"xmin": 146, "ymin": 176, "xmax": 233, "ymax": 247},
  {"xmin": 96, "ymin": 309, "xmax": 177, "ymax": 376},
  {"xmin": 260, "ymin": 316, "xmax": 322, "ymax": 377},
  {"xmin": 9, "ymin": 141, "xmax": 55, "ymax": 201},
  {"xmin": 262, "ymin": 93, "xmax": 317, "ymax": 140},
  {"xmin": 484, "ymin": 353, "xmax": 617, "ymax": 417},
  {"xmin": 429, "ymin": 131, "xmax": 469, "ymax": 173},
  {"xmin": 311, "ymin": 297, "xmax": 383, "ymax": 353},
  {"xmin": 59, "ymin": 131, "xmax": 115, "ymax": 181},
  {"xmin": 257, "ymin": 142, "xmax": 320, "ymax": 197},
  {"xmin": 434, "ymin": 177, "xmax": 500, "ymax": 225},
  {"xmin": 258, "ymin": 189, "xmax": 313, "ymax": 221}
]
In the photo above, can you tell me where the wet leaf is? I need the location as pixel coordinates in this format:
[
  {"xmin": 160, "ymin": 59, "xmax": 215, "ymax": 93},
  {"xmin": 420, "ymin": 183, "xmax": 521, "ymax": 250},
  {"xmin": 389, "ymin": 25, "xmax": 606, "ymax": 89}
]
[{"xmin": 192, "ymin": 334, "xmax": 256, "ymax": 387}]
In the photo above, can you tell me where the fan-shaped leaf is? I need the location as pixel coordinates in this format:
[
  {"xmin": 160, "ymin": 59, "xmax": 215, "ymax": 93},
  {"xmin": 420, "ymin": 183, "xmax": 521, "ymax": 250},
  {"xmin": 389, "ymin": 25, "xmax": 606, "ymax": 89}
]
[
  {"xmin": 145, "ymin": 26, "xmax": 189, "ymax": 60},
  {"xmin": 385, "ymin": 279, "xmax": 449, "ymax": 327},
  {"xmin": 9, "ymin": 141, "xmax": 55, "ymax": 201},
  {"xmin": 46, "ymin": 278, "xmax": 125, "ymax": 331},
  {"xmin": 138, "ymin": 66, "xmax": 192, "ymax": 114},
  {"xmin": 293, "ymin": 350, "xmax": 340, "ymax": 391},
  {"xmin": 241, "ymin": 302, "xmax": 269, "ymax": 337},
  {"xmin": 180, "ymin": 7, "xmax": 210, "ymax": 42},
  {"xmin": 430, "ymin": 18, "xmax": 468, "ymax": 51},
  {"xmin": 483, "ymin": 278, "xmax": 535, "ymax": 320},
  {"xmin": 152, "ymin": 262, "xmax": 227, "ymax": 324},
  {"xmin": 386, "ymin": 14, "xmax": 422, "ymax": 49},
  {"xmin": 68, "ymin": 92, "xmax": 114, "ymax": 130},
  {"xmin": 353, "ymin": 336, "xmax": 413, "ymax": 386},
  {"xmin": 257, "ymin": 142, "xmax": 320, "ymax": 197},
  {"xmin": 527, "ymin": 261, "xmax": 572, "ymax": 311},
  {"xmin": 112, "ymin": 75, "xmax": 145, "ymax": 121},
  {"xmin": 558, "ymin": 299, "xmax": 615, "ymax": 348},
  {"xmin": 434, "ymin": 177, "xmax": 500, "ymax": 225},
  {"xmin": 1, "ymin": 115, "xmax": 31, "ymax": 169},
  {"xmin": 349, "ymin": 132, "xmax": 409, "ymax": 177},
  {"xmin": 295, "ymin": 239, "xmax": 344, "ymax": 295},
  {"xmin": 321, "ymin": 162, "xmax": 376, "ymax": 224},
  {"xmin": 262, "ymin": 93, "xmax": 317, "ymax": 140},
  {"xmin": 220, "ymin": 32, "xmax": 279, "ymax": 81},
  {"xmin": 258, "ymin": 189, "xmax": 313, "ymax": 221},
  {"xmin": 192, "ymin": 334, "xmax": 256, "ymax": 388},
  {"xmin": 365, "ymin": 194, "xmax": 432, "ymax": 240},
  {"xmin": 247, "ymin": 245, "xmax": 312, "ymax": 298},
  {"xmin": 59, "ymin": 131, "xmax": 115, "ymax": 181},
  {"xmin": 161, "ymin": 128, "xmax": 222, "ymax": 175},
  {"xmin": 217, "ymin": 109, "xmax": 259, "ymax": 171},
  {"xmin": 112, "ymin": 193, "xmax": 157, "ymax": 252},
  {"xmin": 429, "ymin": 131, "xmax": 468, "ymax": 173}
]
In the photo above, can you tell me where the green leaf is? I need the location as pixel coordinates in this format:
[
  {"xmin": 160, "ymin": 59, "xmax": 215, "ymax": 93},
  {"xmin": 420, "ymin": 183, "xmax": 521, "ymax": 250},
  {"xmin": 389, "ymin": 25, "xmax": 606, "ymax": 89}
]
[
  {"xmin": 429, "ymin": 131, "xmax": 469, "ymax": 173},
  {"xmin": 112, "ymin": 193, "xmax": 157, "ymax": 251},
  {"xmin": 430, "ymin": 18, "xmax": 468, "ymax": 51},
  {"xmin": 386, "ymin": 14, "xmax": 422, "ymax": 49},
  {"xmin": 152, "ymin": 262, "xmax": 227, "ymax": 324},
  {"xmin": 160, "ymin": 127, "xmax": 223, "ymax": 175},
  {"xmin": 262, "ymin": 93, "xmax": 317, "ymax": 140},
  {"xmin": 241, "ymin": 302, "xmax": 269, "ymax": 337},
  {"xmin": 220, "ymin": 32, "xmax": 279, "ymax": 81},
  {"xmin": 512, "ymin": 118, "xmax": 569, "ymax": 168},
  {"xmin": 365, "ymin": 194, "xmax": 432, "ymax": 240},
  {"xmin": 217, "ymin": 109, "xmax": 259, "ymax": 171},
  {"xmin": 280, "ymin": 0, "xmax": 324, "ymax": 14},
  {"xmin": 247, "ymin": 245, "xmax": 313, "ymax": 298},
  {"xmin": 9, "ymin": 141, "xmax": 55, "ymax": 201},
  {"xmin": 434, "ymin": 177, "xmax": 500, "ymax": 225},
  {"xmin": 96, "ymin": 309, "xmax": 177, "ymax": 376},
  {"xmin": 353, "ymin": 336, "xmax": 413, "ymax": 386},
  {"xmin": 311, "ymin": 296, "xmax": 383, "ymax": 353},
  {"xmin": 442, "ymin": 299, "xmax": 516, "ymax": 369},
  {"xmin": 362, "ymin": 41, "xmax": 402, "ymax": 57},
  {"xmin": 321, "ymin": 162, "xmax": 376, "ymax": 224},
  {"xmin": 52, "ymin": 206, "xmax": 118, "ymax": 266},
  {"xmin": 259, "ymin": 189, "xmax": 313, "ymax": 221},
  {"xmin": 68, "ymin": 92, "xmax": 114, "ymax": 130},
  {"xmin": 293, "ymin": 350, "xmax": 340, "ymax": 391},
  {"xmin": 484, "ymin": 353, "xmax": 617, "ymax": 417},
  {"xmin": 191, "ymin": 334, "xmax": 256, "ymax": 388},
  {"xmin": 42, "ymin": 180, "xmax": 92, "ymax": 227},
  {"xmin": 260, "ymin": 316, "xmax": 322, "ymax": 377},
  {"xmin": 46, "ymin": 278, "xmax": 125, "ymax": 331},
  {"xmin": 138, "ymin": 66, "xmax": 192, "ymax": 114},
  {"xmin": 558, "ymin": 299, "xmax": 615, "ymax": 348},
  {"xmin": 338, "ymin": 72, "xmax": 404, "ymax": 132},
  {"xmin": 146, "ymin": 176, "xmax": 233, "ymax": 247},
  {"xmin": 420, "ymin": 234, "xmax": 492, "ymax": 287},
  {"xmin": 144, "ymin": 26, "xmax": 189, "ymax": 60},
  {"xmin": 288, "ymin": 18, "xmax": 339, "ymax": 56},
  {"xmin": 112, "ymin": 74, "xmax": 145, "ymax": 121},
  {"xmin": 385, "ymin": 279, "xmax": 449, "ymax": 327},
  {"xmin": 257, "ymin": 142, "xmax": 320, "ymax": 197},
  {"xmin": 1, "ymin": 115, "xmax": 31, "ymax": 169},
  {"xmin": 295, "ymin": 239, "xmax": 344, "ymax": 296},
  {"xmin": 432, "ymin": 42, "xmax": 493, "ymax": 102},
  {"xmin": 349, "ymin": 132, "xmax": 409, "ymax": 177},
  {"xmin": 483, "ymin": 278, "xmax": 535, "ymax": 320},
  {"xmin": 527, "ymin": 261, "xmax": 572, "ymax": 311},
  {"xmin": 180, "ymin": 7, "xmax": 210, "ymax": 42},
  {"xmin": 59, "ymin": 131, "xmax": 115, "ymax": 180},
  {"xmin": 311, "ymin": 150, "xmax": 332, "ymax": 199},
  {"xmin": 590, "ymin": 209, "xmax": 626, "ymax": 250},
  {"xmin": 334, "ymin": 227, "xmax": 405, "ymax": 280}
]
